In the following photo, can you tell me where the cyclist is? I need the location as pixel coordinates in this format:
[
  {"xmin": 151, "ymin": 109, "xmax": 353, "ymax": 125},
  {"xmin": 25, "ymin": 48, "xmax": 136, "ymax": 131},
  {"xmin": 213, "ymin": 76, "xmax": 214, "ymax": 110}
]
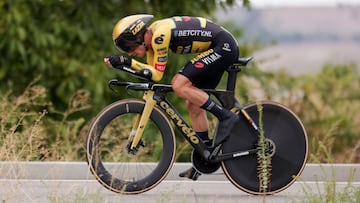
[{"xmin": 104, "ymin": 14, "xmax": 239, "ymax": 181}]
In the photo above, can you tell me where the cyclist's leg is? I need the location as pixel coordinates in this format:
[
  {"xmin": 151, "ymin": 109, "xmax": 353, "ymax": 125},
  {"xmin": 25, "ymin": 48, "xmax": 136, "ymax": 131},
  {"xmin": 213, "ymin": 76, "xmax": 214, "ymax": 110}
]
[
  {"xmin": 173, "ymin": 35, "xmax": 240, "ymax": 146},
  {"xmin": 185, "ymin": 100, "xmax": 208, "ymax": 134},
  {"xmin": 179, "ymin": 100, "xmax": 209, "ymax": 180},
  {"xmin": 173, "ymin": 32, "xmax": 239, "ymax": 180},
  {"xmin": 172, "ymin": 74, "xmax": 237, "ymax": 145}
]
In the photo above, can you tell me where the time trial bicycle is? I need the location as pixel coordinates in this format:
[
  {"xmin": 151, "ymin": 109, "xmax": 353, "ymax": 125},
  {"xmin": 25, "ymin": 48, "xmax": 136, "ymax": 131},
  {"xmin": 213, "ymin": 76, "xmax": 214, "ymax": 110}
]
[{"xmin": 85, "ymin": 57, "xmax": 308, "ymax": 195}]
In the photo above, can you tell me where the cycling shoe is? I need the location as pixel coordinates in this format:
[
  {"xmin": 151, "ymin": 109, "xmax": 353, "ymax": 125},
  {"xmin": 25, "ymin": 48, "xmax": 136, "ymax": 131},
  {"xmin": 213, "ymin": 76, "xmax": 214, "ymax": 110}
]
[
  {"xmin": 213, "ymin": 114, "xmax": 238, "ymax": 146},
  {"xmin": 179, "ymin": 167, "xmax": 201, "ymax": 181}
]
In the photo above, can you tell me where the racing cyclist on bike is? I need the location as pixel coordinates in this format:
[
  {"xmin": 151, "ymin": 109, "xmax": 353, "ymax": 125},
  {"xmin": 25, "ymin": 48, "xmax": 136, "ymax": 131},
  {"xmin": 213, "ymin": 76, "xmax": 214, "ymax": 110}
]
[{"xmin": 104, "ymin": 14, "xmax": 240, "ymax": 181}]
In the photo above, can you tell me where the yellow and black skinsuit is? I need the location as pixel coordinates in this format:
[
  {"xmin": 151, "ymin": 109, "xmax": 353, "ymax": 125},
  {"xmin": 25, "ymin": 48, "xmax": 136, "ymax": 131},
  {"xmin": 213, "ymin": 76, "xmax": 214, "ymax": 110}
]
[{"xmin": 131, "ymin": 16, "xmax": 239, "ymax": 89}]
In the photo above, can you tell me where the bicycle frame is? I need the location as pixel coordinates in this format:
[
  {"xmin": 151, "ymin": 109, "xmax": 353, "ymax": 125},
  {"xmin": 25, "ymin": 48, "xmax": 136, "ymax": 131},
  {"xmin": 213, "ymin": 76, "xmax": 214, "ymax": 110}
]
[
  {"xmin": 153, "ymin": 85, "xmax": 261, "ymax": 162},
  {"xmin": 109, "ymin": 58, "xmax": 262, "ymax": 162}
]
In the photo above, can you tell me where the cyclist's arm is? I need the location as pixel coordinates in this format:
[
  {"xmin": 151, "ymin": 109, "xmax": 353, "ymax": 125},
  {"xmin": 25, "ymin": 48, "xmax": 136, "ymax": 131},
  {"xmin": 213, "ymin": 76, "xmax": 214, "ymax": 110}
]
[{"xmin": 129, "ymin": 28, "xmax": 170, "ymax": 82}]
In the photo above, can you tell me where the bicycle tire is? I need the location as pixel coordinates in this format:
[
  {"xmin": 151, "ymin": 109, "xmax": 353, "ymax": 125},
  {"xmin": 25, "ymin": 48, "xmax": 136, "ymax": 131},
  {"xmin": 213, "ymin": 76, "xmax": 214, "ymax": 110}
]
[
  {"xmin": 221, "ymin": 101, "xmax": 308, "ymax": 195},
  {"xmin": 86, "ymin": 99, "xmax": 176, "ymax": 194}
]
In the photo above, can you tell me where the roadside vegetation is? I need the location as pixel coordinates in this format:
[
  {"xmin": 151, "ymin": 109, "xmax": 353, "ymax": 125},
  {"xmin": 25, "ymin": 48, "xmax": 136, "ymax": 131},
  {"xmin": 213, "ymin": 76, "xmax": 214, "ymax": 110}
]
[
  {"xmin": 237, "ymin": 62, "xmax": 360, "ymax": 163},
  {"xmin": 1, "ymin": 1, "xmax": 359, "ymax": 202},
  {"xmin": 1, "ymin": 63, "xmax": 359, "ymax": 163}
]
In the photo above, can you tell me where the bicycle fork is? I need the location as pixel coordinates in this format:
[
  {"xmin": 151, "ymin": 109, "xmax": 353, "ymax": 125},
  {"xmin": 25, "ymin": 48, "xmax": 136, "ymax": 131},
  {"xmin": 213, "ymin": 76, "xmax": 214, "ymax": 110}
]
[{"xmin": 128, "ymin": 90, "xmax": 156, "ymax": 150}]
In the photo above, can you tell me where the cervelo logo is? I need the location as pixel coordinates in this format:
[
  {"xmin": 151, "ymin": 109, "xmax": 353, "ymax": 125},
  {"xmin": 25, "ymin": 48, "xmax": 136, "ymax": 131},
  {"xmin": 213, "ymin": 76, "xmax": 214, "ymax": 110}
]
[
  {"xmin": 159, "ymin": 101, "xmax": 199, "ymax": 144},
  {"xmin": 174, "ymin": 30, "xmax": 212, "ymax": 37}
]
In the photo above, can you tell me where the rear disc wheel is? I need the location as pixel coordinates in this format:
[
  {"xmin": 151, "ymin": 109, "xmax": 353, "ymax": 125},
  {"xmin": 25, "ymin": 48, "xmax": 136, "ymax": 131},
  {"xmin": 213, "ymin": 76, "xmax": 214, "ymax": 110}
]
[{"xmin": 221, "ymin": 101, "xmax": 308, "ymax": 195}]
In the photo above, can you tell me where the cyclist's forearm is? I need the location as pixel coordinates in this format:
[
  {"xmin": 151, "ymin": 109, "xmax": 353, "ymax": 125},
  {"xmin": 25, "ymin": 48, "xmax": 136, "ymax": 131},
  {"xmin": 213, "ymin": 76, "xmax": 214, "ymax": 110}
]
[{"xmin": 131, "ymin": 58, "xmax": 164, "ymax": 81}]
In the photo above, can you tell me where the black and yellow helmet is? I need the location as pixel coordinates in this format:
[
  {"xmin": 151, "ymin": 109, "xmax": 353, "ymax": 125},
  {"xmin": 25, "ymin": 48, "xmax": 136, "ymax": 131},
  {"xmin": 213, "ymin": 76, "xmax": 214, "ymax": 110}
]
[{"xmin": 112, "ymin": 14, "xmax": 154, "ymax": 53}]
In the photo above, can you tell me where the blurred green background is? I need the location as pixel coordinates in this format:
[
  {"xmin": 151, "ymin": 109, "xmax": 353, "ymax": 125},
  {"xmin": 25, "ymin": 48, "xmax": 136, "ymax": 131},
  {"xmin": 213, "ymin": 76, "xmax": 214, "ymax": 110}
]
[{"xmin": 1, "ymin": 0, "xmax": 359, "ymax": 163}]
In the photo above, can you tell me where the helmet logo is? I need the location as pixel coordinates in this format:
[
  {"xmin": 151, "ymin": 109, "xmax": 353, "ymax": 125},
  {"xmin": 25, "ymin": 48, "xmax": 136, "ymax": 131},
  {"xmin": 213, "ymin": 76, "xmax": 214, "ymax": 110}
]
[{"xmin": 131, "ymin": 20, "xmax": 145, "ymax": 35}]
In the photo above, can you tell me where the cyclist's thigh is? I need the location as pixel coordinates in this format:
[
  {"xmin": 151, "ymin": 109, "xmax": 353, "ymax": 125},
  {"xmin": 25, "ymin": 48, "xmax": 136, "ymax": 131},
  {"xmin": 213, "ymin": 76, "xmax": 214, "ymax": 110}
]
[{"xmin": 179, "ymin": 32, "xmax": 239, "ymax": 89}]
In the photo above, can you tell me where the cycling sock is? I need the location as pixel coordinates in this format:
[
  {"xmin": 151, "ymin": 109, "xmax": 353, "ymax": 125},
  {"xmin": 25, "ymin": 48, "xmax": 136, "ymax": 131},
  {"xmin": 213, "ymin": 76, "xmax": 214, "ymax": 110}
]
[
  {"xmin": 200, "ymin": 97, "xmax": 232, "ymax": 120},
  {"xmin": 197, "ymin": 131, "xmax": 209, "ymax": 141}
]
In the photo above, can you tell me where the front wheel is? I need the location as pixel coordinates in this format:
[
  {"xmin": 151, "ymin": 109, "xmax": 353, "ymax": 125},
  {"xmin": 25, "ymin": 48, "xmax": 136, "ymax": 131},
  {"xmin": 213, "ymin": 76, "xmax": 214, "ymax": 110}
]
[
  {"xmin": 221, "ymin": 101, "xmax": 308, "ymax": 195},
  {"xmin": 86, "ymin": 99, "xmax": 176, "ymax": 194}
]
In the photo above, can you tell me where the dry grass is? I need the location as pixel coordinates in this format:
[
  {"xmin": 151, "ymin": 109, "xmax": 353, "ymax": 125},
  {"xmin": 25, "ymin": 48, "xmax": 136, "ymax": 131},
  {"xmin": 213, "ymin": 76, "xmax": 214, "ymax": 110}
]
[{"xmin": 0, "ymin": 79, "xmax": 90, "ymax": 161}]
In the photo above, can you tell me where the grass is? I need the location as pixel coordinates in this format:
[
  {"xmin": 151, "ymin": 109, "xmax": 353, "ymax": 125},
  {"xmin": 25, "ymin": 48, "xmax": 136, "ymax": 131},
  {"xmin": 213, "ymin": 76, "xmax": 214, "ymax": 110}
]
[
  {"xmin": 0, "ymin": 79, "xmax": 90, "ymax": 161},
  {"xmin": 0, "ymin": 80, "xmax": 49, "ymax": 161},
  {"xmin": 49, "ymin": 189, "xmax": 105, "ymax": 203},
  {"xmin": 295, "ymin": 166, "xmax": 360, "ymax": 203}
]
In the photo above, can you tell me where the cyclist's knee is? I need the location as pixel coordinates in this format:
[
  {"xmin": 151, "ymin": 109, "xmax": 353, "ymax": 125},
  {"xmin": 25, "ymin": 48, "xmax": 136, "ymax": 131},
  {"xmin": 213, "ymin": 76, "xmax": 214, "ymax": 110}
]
[{"xmin": 172, "ymin": 74, "xmax": 192, "ymax": 97}]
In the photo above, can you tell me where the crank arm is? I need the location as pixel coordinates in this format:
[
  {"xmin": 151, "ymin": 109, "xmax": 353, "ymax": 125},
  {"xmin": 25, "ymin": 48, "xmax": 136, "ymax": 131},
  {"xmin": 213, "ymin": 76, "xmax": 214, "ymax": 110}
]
[{"xmin": 212, "ymin": 148, "xmax": 258, "ymax": 162}]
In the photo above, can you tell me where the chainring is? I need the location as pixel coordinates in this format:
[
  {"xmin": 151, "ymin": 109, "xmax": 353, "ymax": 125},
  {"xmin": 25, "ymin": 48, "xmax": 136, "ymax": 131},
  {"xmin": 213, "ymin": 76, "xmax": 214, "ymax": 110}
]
[{"xmin": 191, "ymin": 149, "xmax": 221, "ymax": 174}]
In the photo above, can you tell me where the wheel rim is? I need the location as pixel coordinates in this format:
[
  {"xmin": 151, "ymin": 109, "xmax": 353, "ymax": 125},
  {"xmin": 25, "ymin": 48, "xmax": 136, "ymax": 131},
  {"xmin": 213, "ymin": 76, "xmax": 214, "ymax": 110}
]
[{"xmin": 86, "ymin": 101, "xmax": 175, "ymax": 194}]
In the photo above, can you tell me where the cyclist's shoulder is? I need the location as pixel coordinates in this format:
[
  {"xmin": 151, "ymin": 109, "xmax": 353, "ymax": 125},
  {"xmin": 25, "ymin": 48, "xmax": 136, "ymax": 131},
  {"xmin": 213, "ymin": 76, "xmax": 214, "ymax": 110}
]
[{"xmin": 149, "ymin": 18, "xmax": 175, "ymax": 31}]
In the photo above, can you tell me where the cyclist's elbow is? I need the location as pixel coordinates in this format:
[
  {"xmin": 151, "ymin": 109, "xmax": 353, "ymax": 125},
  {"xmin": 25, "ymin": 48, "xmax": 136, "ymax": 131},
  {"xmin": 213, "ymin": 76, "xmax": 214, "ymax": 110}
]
[{"xmin": 151, "ymin": 71, "xmax": 164, "ymax": 82}]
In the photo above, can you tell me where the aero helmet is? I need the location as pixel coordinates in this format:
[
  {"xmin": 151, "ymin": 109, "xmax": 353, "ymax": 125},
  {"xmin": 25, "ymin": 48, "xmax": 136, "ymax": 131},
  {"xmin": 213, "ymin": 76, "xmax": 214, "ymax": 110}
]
[{"xmin": 112, "ymin": 14, "xmax": 154, "ymax": 53}]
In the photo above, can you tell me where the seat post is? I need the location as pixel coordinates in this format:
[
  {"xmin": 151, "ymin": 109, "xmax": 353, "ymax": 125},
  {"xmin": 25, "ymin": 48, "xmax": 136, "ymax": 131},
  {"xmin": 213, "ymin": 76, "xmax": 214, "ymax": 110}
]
[
  {"xmin": 226, "ymin": 57, "xmax": 252, "ymax": 91},
  {"xmin": 226, "ymin": 66, "xmax": 241, "ymax": 91}
]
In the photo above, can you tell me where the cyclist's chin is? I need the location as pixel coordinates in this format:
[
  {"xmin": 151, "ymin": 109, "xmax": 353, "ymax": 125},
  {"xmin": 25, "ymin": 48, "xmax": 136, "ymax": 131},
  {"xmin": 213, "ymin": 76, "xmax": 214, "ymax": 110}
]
[
  {"xmin": 131, "ymin": 53, "xmax": 145, "ymax": 58},
  {"xmin": 137, "ymin": 53, "xmax": 145, "ymax": 58}
]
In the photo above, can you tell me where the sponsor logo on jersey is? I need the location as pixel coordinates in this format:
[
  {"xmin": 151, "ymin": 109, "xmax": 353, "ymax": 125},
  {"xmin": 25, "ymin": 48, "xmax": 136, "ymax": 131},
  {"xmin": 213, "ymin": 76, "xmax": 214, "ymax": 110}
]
[
  {"xmin": 183, "ymin": 45, "xmax": 191, "ymax": 53},
  {"xmin": 183, "ymin": 16, "xmax": 192, "ymax": 22},
  {"xmin": 201, "ymin": 52, "xmax": 222, "ymax": 65},
  {"xmin": 190, "ymin": 49, "xmax": 214, "ymax": 64},
  {"xmin": 157, "ymin": 56, "xmax": 167, "ymax": 62},
  {"xmin": 155, "ymin": 63, "xmax": 166, "ymax": 72},
  {"xmin": 194, "ymin": 62, "xmax": 205, "ymax": 69},
  {"xmin": 156, "ymin": 47, "xmax": 167, "ymax": 55},
  {"xmin": 174, "ymin": 30, "xmax": 212, "ymax": 37},
  {"xmin": 222, "ymin": 43, "xmax": 231, "ymax": 52},
  {"xmin": 154, "ymin": 34, "xmax": 165, "ymax": 44}
]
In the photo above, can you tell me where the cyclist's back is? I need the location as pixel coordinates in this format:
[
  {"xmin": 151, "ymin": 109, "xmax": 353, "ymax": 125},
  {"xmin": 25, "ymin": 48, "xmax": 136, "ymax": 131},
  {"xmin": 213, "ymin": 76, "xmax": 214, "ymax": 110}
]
[
  {"xmin": 148, "ymin": 16, "xmax": 239, "ymax": 88},
  {"xmin": 151, "ymin": 16, "xmax": 224, "ymax": 54}
]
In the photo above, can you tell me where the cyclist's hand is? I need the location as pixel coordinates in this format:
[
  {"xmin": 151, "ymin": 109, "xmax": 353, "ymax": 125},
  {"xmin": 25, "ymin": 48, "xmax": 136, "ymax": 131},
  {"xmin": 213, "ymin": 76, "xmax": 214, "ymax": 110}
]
[{"xmin": 104, "ymin": 55, "xmax": 132, "ymax": 68}]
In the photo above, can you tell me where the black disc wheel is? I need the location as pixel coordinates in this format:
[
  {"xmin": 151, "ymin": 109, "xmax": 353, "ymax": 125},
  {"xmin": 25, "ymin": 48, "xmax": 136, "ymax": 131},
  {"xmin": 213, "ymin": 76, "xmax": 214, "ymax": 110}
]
[
  {"xmin": 86, "ymin": 99, "xmax": 176, "ymax": 194},
  {"xmin": 221, "ymin": 101, "xmax": 308, "ymax": 195}
]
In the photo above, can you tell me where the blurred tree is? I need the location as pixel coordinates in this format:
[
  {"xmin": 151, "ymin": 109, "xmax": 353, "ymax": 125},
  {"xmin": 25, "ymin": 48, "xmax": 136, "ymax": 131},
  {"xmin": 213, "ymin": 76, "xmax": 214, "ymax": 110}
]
[
  {"xmin": 0, "ymin": 0, "xmax": 255, "ymax": 162},
  {"xmin": 0, "ymin": 0, "xmax": 249, "ymax": 115}
]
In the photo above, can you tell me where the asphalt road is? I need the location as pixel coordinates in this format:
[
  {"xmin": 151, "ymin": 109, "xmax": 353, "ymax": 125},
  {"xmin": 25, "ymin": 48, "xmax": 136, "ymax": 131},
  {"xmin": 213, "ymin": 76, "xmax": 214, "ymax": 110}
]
[
  {"xmin": 1, "ymin": 162, "xmax": 359, "ymax": 202},
  {"xmin": 1, "ymin": 179, "xmax": 359, "ymax": 203}
]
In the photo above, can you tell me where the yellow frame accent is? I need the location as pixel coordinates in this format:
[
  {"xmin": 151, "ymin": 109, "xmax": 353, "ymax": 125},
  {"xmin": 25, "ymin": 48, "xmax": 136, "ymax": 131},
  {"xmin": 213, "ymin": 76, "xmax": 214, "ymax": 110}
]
[
  {"xmin": 241, "ymin": 109, "xmax": 251, "ymax": 120},
  {"xmin": 130, "ymin": 90, "xmax": 156, "ymax": 149}
]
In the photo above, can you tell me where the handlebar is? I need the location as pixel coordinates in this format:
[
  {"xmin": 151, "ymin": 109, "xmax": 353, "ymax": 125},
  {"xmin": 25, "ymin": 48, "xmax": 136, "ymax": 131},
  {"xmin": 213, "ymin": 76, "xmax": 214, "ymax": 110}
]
[
  {"xmin": 108, "ymin": 79, "xmax": 151, "ymax": 92},
  {"xmin": 113, "ymin": 65, "xmax": 152, "ymax": 81}
]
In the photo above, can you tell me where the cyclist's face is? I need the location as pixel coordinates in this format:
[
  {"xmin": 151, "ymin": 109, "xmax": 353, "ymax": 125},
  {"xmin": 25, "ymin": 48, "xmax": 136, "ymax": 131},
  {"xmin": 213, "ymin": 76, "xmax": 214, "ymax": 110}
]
[{"xmin": 128, "ymin": 45, "xmax": 146, "ymax": 57}]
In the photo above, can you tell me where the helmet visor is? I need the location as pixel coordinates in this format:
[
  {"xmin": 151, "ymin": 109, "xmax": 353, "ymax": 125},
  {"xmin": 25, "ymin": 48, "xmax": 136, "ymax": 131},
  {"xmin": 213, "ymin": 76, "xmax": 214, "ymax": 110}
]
[{"xmin": 114, "ymin": 37, "xmax": 140, "ymax": 53}]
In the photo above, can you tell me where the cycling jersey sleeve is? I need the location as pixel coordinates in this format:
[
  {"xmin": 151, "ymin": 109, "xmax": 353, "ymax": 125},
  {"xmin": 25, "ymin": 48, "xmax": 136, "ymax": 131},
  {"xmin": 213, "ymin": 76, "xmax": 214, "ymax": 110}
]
[
  {"xmin": 148, "ymin": 27, "xmax": 171, "ymax": 81},
  {"xmin": 129, "ymin": 26, "xmax": 171, "ymax": 82}
]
